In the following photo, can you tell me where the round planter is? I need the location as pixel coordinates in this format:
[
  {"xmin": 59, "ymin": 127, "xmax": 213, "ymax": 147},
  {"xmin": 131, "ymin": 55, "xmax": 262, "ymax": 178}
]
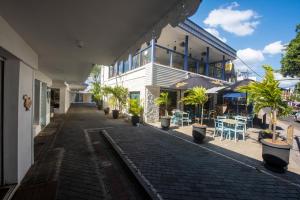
[
  {"xmin": 261, "ymin": 139, "xmax": 291, "ymax": 171},
  {"xmin": 112, "ymin": 110, "xmax": 119, "ymax": 119},
  {"xmin": 161, "ymin": 117, "xmax": 171, "ymax": 130},
  {"xmin": 104, "ymin": 107, "xmax": 110, "ymax": 115},
  {"xmin": 258, "ymin": 130, "xmax": 273, "ymax": 142},
  {"xmin": 131, "ymin": 115, "xmax": 140, "ymax": 126},
  {"xmin": 192, "ymin": 125, "xmax": 207, "ymax": 143}
]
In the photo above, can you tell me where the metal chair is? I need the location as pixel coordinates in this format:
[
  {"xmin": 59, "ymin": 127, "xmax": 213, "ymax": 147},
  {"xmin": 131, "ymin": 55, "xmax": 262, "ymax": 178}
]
[
  {"xmin": 247, "ymin": 114, "xmax": 254, "ymax": 128},
  {"xmin": 227, "ymin": 122, "xmax": 246, "ymax": 142},
  {"xmin": 178, "ymin": 112, "xmax": 191, "ymax": 127}
]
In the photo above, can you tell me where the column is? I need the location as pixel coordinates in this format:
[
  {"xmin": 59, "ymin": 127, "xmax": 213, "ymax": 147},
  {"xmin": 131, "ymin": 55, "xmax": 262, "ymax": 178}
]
[
  {"xmin": 170, "ymin": 52, "xmax": 173, "ymax": 67},
  {"xmin": 183, "ymin": 35, "xmax": 189, "ymax": 71},
  {"xmin": 205, "ymin": 47, "xmax": 209, "ymax": 76},
  {"xmin": 222, "ymin": 55, "xmax": 225, "ymax": 80}
]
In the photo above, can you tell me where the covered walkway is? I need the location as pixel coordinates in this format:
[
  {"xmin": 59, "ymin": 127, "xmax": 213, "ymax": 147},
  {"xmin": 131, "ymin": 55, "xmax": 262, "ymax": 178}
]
[{"xmin": 13, "ymin": 104, "xmax": 300, "ymax": 200}]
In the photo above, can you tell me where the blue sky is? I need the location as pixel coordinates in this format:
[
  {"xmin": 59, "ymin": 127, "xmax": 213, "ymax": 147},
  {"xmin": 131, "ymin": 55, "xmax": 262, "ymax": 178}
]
[{"xmin": 189, "ymin": 0, "xmax": 300, "ymax": 84}]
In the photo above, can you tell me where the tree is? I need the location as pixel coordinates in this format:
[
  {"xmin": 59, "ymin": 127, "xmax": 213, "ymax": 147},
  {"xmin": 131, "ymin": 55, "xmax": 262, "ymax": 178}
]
[
  {"xmin": 238, "ymin": 65, "xmax": 291, "ymax": 142},
  {"xmin": 181, "ymin": 87, "xmax": 208, "ymax": 125},
  {"xmin": 89, "ymin": 65, "xmax": 103, "ymax": 106},
  {"xmin": 281, "ymin": 24, "xmax": 300, "ymax": 77},
  {"xmin": 155, "ymin": 92, "xmax": 170, "ymax": 116},
  {"xmin": 104, "ymin": 85, "xmax": 128, "ymax": 111}
]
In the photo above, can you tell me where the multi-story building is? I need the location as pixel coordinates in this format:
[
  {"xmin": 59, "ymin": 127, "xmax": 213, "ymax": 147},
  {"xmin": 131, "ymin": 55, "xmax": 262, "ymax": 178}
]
[{"xmin": 101, "ymin": 19, "xmax": 237, "ymax": 122}]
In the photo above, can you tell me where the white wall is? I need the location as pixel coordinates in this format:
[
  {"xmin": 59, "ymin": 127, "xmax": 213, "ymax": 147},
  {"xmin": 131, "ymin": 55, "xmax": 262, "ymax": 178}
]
[
  {"xmin": 18, "ymin": 62, "xmax": 34, "ymax": 182},
  {"xmin": 103, "ymin": 64, "xmax": 151, "ymax": 110},
  {"xmin": 3, "ymin": 60, "xmax": 34, "ymax": 184},
  {"xmin": 0, "ymin": 16, "xmax": 38, "ymax": 69}
]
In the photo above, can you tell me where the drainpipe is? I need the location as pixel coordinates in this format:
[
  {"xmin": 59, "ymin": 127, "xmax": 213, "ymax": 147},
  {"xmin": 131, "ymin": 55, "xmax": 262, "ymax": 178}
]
[
  {"xmin": 222, "ymin": 55, "xmax": 225, "ymax": 80},
  {"xmin": 183, "ymin": 35, "xmax": 189, "ymax": 71},
  {"xmin": 205, "ymin": 47, "xmax": 209, "ymax": 76}
]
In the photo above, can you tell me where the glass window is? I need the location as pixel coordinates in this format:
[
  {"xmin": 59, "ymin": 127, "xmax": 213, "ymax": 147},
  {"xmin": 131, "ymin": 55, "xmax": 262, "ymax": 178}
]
[
  {"xmin": 129, "ymin": 91, "xmax": 140, "ymax": 101},
  {"xmin": 118, "ymin": 61, "xmax": 124, "ymax": 74},
  {"xmin": 141, "ymin": 46, "xmax": 151, "ymax": 66},
  {"xmin": 155, "ymin": 46, "xmax": 171, "ymax": 66},
  {"xmin": 132, "ymin": 53, "xmax": 140, "ymax": 69},
  {"xmin": 172, "ymin": 52, "xmax": 184, "ymax": 69},
  {"xmin": 124, "ymin": 60, "xmax": 129, "ymax": 73}
]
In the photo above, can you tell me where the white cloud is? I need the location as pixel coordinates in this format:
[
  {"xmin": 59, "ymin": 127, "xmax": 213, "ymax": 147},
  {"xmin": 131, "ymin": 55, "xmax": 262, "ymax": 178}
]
[
  {"xmin": 274, "ymin": 72, "xmax": 299, "ymax": 88},
  {"xmin": 204, "ymin": 28, "xmax": 227, "ymax": 43},
  {"xmin": 263, "ymin": 41, "xmax": 284, "ymax": 55},
  {"xmin": 203, "ymin": 2, "xmax": 259, "ymax": 36},
  {"xmin": 234, "ymin": 48, "xmax": 264, "ymax": 71}
]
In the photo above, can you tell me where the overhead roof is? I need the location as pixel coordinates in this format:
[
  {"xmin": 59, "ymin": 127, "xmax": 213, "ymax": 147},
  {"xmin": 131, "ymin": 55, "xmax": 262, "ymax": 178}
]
[{"xmin": 0, "ymin": 0, "xmax": 201, "ymax": 83}]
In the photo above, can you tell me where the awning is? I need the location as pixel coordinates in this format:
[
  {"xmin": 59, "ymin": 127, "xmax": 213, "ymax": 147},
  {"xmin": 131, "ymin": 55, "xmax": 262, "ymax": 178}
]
[
  {"xmin": 206, "ymin": 86, "xmax": 226, "ymax": 94},
  {"xmin": 223, "ymin": 92, "xmax": 246, "ymax": 98}
]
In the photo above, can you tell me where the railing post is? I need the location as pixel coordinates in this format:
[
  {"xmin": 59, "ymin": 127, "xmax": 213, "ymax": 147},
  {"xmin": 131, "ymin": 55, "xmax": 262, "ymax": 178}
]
[
  {"xmin": 205, "ymin": 47, "xmax": 209, "ymax": 76},
  {"xmin": 222, "ymin": 55, "xmax": 225, "ymax": 80},
  {"xmin": 184, "ymin": 35, "xmax": 189, "ymax": 71},
  {"xmin": 196, "ymin": 61, "xmax": 199, "ymax": 74},
  {"xmin": 151, "ymin": 38, "xmax": 156, "ymax": 64},
  {"xmin": 170, "ymin": 52, "xmax": 173, "ymax": 67}
]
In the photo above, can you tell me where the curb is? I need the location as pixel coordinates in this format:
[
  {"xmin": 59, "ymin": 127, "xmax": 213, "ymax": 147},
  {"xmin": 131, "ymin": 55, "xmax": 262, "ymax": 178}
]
[{"xmin": 101, "ymin": 130, "xmax": 163, "ymax": 200}]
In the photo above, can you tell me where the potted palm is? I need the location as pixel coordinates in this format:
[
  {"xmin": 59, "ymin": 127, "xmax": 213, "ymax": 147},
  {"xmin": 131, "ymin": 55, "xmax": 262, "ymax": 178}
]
[
  {"xmin": 155, "ymin": 92, "xmax": 171, "ymax": 129},
  {"xmin": 107, "ymin": 86, "xmax": 128, "ymax": 119},
  {"xmin": 238, "ymin": 65, "xmax": 292, "ymax": 171},
  {"xmin": 182, "ymin": 87, "xmax": 208, "ymax": 143},
  {"xmin": 128, "ymin": 99, "xmax": 142, "ymax": 126},
  {"xmin": 89, "ymin": 65, "xmax": 103, "ymax": 110}
]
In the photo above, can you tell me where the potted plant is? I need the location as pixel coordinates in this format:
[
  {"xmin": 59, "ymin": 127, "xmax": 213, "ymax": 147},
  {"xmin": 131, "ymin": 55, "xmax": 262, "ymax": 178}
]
[
  {"xmin": 182, "ymin": 87, "xmax": 208, "ymax": 143},
  {"xmin": 128, "ymin": 99, "xmax": 142, "ymax": 126},
  {"xmin": 104, "ymin": 107, "xmax": 110, "ymax": 115},
  {"xmin": 155, "ymin": 92, "xmax": 171, "ymax": 129},
  {"xmin": 238, "ymin": 65, "xmax": 292, "ymax": 171},
  {"xmin": 105, "ymin": 86, "xmax": 128, "ymax": 119}
]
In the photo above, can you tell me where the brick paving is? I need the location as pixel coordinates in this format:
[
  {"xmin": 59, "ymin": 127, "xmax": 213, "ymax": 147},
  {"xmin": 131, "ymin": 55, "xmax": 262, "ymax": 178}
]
[
  {"xmin": 13, "ymin": 104, "xmax": 149, "ymax": 200},
  {"xmin": 105, "ymin": 123, "xmax": 300, "ymax": 200}
]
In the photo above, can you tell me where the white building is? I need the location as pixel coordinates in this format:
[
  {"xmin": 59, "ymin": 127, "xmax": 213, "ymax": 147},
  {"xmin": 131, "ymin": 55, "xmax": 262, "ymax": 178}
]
[
  {"xmin": 0, "ymin": 0, "xmax": 201, "ymax": 195},
  {"xmin": 101, "ymin": 20, "xmax": 237, "ymax": 122}
]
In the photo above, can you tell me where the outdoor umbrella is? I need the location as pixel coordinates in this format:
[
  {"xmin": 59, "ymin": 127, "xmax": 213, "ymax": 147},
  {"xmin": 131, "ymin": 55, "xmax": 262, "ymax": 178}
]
[{"xmin": 170, "ymin": 75, "xmax": 227, "ymax": 90}]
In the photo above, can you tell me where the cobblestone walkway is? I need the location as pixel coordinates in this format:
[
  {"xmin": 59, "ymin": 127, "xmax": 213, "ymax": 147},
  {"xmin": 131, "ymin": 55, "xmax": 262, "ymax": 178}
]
[{"xmin": 105, "ymin": 124, "xmax": 300, "ymax": 200}]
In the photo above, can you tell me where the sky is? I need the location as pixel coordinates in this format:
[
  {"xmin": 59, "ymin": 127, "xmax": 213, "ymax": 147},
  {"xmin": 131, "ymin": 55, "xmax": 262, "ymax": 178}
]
[{"xmin": 189, "ymin": 0, "xmax": 300, "ymax": 87}]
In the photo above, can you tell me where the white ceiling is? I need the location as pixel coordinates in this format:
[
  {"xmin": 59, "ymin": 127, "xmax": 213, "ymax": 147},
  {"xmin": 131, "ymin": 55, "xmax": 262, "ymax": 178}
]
[{"xmin": 0, "ymin": 0, "xmax": 201, "ymax": 83}]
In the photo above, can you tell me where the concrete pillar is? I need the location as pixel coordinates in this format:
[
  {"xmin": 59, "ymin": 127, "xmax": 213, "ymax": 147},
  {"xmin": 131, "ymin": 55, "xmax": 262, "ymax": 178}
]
[
  {"xmin": 184, "ymin": 35, "xmax": 189, "ymax": 71},
  {"xmin": 222, "ymin": 55, "xmax": 225, "ymax": 80},
  {"xmin": 205, "ymin": 47, "xmax": 210, "ymax": 76}
]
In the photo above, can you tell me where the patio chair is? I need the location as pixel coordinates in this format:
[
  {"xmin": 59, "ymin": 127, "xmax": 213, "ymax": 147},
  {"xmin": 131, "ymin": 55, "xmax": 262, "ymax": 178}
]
[
  {"xmin": 247, "ymin": 114, "xmax": 254, "ymax": 128},
  {"xmin": 178, "ymin": 112, "xmax": 191, "ymax": 127},
  {"xmin": 226, "ymin": 121, "xmax": 246, "ymax": 142},
  {"xmin": 217, "ymin": 115, "xmax": 227, "ymax": 119},
  {"xmin": 214, "ymin": 119, "xmax": 231, "ymax": 140},
  {"xmin": 171, "ymin": 110, "xmax": 180, "ymax": 125}
]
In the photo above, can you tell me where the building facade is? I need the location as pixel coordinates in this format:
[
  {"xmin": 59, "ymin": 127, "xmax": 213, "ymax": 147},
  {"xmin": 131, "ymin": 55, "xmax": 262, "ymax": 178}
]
[{"xmin": 101, "ymin": 20, "xmax": 237, "ymax": 122}]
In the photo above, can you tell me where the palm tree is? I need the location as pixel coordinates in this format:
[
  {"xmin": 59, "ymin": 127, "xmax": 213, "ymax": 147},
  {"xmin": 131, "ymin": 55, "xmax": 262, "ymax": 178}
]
[
  {"xmin": 238, "ymin": 65, "xmax": 291, "ymax": 142},
  {"xmin": 89, "ymin": 65, "xmax": 103, "ymax": 107},
  {"xmin": 181, "ymin": 87, "xmax": 208, "ymax": 126},
  {"xmin": 155, "ymin": 92, "xmax": 170, "ymax": 116}
]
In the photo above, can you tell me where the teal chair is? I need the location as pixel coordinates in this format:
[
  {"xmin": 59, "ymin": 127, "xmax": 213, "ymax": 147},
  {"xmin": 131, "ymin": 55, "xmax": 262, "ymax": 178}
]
[
  {"xmin": 214, "ymin": 118, "xmax": 229, "ymax": 140},
  {"xmin": 227, "ymin": 122, "xmax": 246, "ymax": 142}
]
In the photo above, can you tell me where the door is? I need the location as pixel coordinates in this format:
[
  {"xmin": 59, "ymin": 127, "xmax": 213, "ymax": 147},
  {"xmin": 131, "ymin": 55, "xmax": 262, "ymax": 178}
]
[{"xmin": 0, "ymin": 57, "xmax": 4, "ymax": 185}]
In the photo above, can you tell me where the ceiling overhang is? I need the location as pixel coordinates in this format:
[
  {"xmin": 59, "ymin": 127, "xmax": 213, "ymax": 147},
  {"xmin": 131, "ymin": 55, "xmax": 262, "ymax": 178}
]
[{"xmin": 0, "ymin": 0, "xmax": 201, "ymax": 83}]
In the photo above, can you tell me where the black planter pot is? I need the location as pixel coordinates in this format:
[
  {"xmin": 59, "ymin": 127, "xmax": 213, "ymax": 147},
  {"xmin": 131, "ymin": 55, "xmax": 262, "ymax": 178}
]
[
  {"xmin": 161, "ymin": 117, "xmax": 171, "ymax": 130},
  {"xmin": 261, "ymin": 139, "xmax": 291, "ymax": 172},
  {"xmin": 112, "ymin": 110, "xmax": 119, "ymax": 119},
  {"xmin": 104, "ymin": 107, "xmax": 110, "ymax": 115},
  {"xmin": 131, "ymin": 115, "xmax": 140, "ymax": 126},
  {"xmin": 258, "ymin": 130, "xmax": 273, "ymax": 142},
  {"xmin": 192, "ymin": 125, "xmax": 206, "ymax": 143}
]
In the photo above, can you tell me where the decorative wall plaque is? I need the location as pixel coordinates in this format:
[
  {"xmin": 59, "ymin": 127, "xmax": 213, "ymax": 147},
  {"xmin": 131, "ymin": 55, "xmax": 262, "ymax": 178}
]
[{"xmin": 23, "ymin": 95, "xmax": 32, "ymax": 111}]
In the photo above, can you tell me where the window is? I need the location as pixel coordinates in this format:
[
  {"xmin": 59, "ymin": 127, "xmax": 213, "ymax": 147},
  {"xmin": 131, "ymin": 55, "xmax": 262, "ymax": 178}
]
[{"xmin": 129, "ymin": 91, "xmax": 140, "ymax": 101}]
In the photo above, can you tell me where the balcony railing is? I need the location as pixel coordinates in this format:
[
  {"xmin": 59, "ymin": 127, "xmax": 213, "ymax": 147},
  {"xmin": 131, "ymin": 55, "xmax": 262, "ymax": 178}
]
[{"xmin": 109, "ymin": 43, "xmax": 231, "ymax": 81}]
